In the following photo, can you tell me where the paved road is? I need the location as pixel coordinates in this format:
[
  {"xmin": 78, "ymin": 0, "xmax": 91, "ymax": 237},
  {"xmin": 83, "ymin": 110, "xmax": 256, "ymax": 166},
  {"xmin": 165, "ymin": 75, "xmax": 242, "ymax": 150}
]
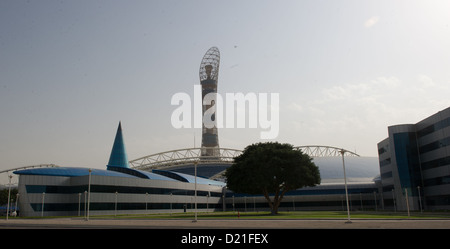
[
  {"xmin": 5, "ymin": 218, "xmax": 445, "ymax": 248},
  {"xmin": 2, "ymin": 218, "xmax": 450, "ymax": 229}
]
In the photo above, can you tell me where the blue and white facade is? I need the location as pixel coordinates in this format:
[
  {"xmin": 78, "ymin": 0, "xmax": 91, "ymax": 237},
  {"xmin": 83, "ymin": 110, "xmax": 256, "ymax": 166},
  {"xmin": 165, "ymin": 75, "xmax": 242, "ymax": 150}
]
[
  {"xmin": 14, "ymin": 160, "xmax": 380, "ymax": 217},
  {"xmin": 378, "ymin": 106, "xmax": 450, "ymax": 211},
  {"xmin": 14, "ymin": 122, "xmax": 383, "ymax": 217},
  {"xmin": 15, "ymin": 167, "xmax": 225, "ymax": 217},
  {"xmin": 14, "ymin": 123, "xmax": 226, "ymax": 217}
]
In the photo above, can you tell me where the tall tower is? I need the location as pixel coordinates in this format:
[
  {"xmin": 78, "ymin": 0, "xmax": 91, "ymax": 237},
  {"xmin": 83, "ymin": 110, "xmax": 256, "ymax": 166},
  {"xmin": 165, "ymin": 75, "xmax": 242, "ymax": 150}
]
[{"xmin": 199, "ymin": 47, "xmax": 220, "ymax": 157}]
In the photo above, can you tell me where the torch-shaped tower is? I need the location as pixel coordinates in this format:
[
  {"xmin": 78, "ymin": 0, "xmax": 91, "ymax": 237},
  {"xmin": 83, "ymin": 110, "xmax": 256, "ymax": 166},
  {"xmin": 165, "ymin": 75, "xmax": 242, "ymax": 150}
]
[{"xmin": 199, "ymin": 47, "xmax": 220, "ymax": 157}]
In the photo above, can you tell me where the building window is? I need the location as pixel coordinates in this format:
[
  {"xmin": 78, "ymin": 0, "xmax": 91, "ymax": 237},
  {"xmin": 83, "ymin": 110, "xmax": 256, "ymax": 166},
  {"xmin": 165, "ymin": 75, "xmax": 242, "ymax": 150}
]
[
  {"xmin": 393, "ymin": 132, "xmax": 422, "ymax": 196},
  {"xmin": 417, "ymin": 117, "xmax": 450, "ymax": 138}
]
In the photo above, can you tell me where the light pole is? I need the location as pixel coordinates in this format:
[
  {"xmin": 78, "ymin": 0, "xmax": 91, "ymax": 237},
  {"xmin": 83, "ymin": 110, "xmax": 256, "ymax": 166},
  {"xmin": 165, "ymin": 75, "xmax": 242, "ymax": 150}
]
[
  {"xmin": 41, "ymin": 192, "xmax": 45, "ymax": 217},
  {"xmin": 340, "ymin": 149, "xmax": 351, "ymax": 223},
  {"xmin": 145, "ymin": 192, "xmax": 148, "ymax": 212},
  {"xmin": 14, "ymin": 193, "xmax": 19, "ymax": 217},
  {"xmin": 115, "ymin": 191, "xmax": 118, "ymax": 217},
  {"xmin": 86, "ymin": 169, "xmax": 91, "ymax": 221},
  {"xmin": 405, "ymin": 188, "xmax": 410, "ymax": 217},
  {"xmin": 417, "ymin": 186, "xmax": 423, "ymax": 212},
  {"xmin": 292, "ymin": 195, "xmax": 296, "ymax": 211},
  {"xmin": 170, "ymin": 193, "xmax": 173, "ymax": 215},
  {"xmin": 232, "ymin": 195, "xmax": 235, "ymax": 212},
  {"xmin": 84, "ymin": 191, "xmax": 87, "ymax": 219},
  {"xmin": 193, "ymin": 161, "xmax": 198, "ymax": 222},
  {"xmin": 206, "ymin": 192, "xmax": 210, "ymax": 212},
  {"xmin": 373, "ymin": 191, "xmax": 378, "ymax": 211},
  {"xmin": 244, "ymin": 196, "xmax": 247, "ymax": 212},
  {"xmin": 392, "ymin": 189, "xmax": 396, "ymax": 212},
  {"xmin": 360, "ymin": 193, "xmax": 363, "ymax": 211},
  {"xmin": 78, "ymin": 193, "xmax": 81, "ymax": 216},
  {"xmin": 6, "ymin": 175, "xmax": 12, "ymax": 220}
]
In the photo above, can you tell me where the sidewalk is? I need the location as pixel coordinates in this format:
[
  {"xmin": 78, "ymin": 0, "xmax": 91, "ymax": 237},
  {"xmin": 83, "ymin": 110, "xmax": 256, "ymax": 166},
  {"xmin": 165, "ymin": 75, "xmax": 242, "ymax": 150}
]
[{"xmin": 2, "ymin": 218, "xmax": 450, "ymax": 229}]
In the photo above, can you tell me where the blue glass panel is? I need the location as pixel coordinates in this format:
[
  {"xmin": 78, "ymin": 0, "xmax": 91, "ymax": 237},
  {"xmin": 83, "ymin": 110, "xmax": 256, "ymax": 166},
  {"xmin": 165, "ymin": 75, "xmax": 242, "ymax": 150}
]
[{"xmin": 393, "ymin": 132, "xmax": 422, "ymax": 195}]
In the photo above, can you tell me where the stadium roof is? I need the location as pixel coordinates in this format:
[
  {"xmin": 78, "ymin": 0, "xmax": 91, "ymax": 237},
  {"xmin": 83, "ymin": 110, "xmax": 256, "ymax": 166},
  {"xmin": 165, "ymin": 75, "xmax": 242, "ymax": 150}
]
[
  {"xmin": 13, "ymin": 166, "xmax": 226, "ymax": 186},
  {"xmin": 152, "ymin": 169, "xmax": 226, "ymax": 186},
  {"xmin": 13, "ymin": 167, "xmax": 136, "ymax": 178}
]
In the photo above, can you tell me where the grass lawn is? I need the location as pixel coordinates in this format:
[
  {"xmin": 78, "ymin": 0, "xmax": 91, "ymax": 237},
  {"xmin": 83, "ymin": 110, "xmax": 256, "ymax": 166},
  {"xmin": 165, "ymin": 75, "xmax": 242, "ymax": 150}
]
[{"xmin": 96, "ymin": 210, "xmax": 450, "ymax": 220}]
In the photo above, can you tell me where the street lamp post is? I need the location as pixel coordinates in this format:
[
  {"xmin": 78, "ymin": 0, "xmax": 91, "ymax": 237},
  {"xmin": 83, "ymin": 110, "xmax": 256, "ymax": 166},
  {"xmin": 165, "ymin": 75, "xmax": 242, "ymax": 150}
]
[
  {"xmin": 405, "ymin": 188, "xmax": 410, "ymax": 217},
  {"xmin": 340, "ymin": 149, "xmax": 351, "ymax": 223},
  {"xmin": 78, "ymin": 193, "xmax": 81, "ymax": 216},
  {"xmin": 145, "ymin": 192, "xmax": 148, "ymax": 212},
  {"xmin": 392, "ymin": 189, "xmax": 396, "ymax": 212},
  {"xmin": 115, "ymin": 191, "xmax": 118, "ymax": 217},
  {"xmin": 232, "ymin": 195, "xmax": 235, "ymax": 212},
  {"xmin": 417, "ymin": 186, "xmax": 423, "ymax": 212},
  {"xmin": 193, "ymin": 161, "xmax": 198, "ymax": 222},
  {"xmin": 170, "ymin": 193, "xmax": 173, "ymax": 215},
  {"xmin": 244, "ymin": 196, "xmax": 247, "ymax": 212},
  {"xmin": 84, "ymin": 191, "xmax": 87, "ymax": 219},
  {"xmin": 374, "ymin": 191, "xmax": 378, "ymax": 211},
  {"xmin": 207, "ymin": 193, "xmax": 210, "ymax": 212},
  {"xmin": 359, "ymin": 193, "xmax": 363, "ymax": 211},
  {"xmin": 6, "ymin": 175, "xmax": 12, "ymax": 220},
  {"xmin": 41, "ymin": 192, "xmax": 45, "ymax": 217},
  {"xmin": 292, "ymin": 196, "xmax": 296, "ymax": 211},
  {"xmin": 86, "ymin": 169, "xmax": 92, "ymax": 221},
  {"xmin": 14, "ymin": 193, "xmax": 19, "ymax": 217}
]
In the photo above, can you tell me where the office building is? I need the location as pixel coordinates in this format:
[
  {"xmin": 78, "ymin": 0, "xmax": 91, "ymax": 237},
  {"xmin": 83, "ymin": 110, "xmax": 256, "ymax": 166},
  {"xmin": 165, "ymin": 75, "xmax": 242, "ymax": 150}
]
[{"xmin": 378, "ymin": 106, "xmax": 450, "ymax": 211}]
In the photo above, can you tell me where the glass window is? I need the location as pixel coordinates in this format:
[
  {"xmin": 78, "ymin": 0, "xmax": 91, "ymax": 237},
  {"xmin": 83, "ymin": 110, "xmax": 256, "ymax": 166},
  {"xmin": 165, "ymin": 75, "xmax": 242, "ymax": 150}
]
[{"xmin": 393, "ymin": 132, "xmax": 422, "ymax": 196}]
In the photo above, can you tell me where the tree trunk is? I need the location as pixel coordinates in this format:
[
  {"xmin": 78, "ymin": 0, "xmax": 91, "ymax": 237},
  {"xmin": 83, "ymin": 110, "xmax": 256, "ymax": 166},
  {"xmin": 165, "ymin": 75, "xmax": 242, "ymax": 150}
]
[
  {"xmin": 262, "ymin": 189, "xmax": 274, "ymax": 212},
  {"xmin": 263, "ymin": 188, "xmax": 289, "ymax": 215},
  {"xmin": 271, "ymin": 205, "xmax": 279, "ymax": 215}
]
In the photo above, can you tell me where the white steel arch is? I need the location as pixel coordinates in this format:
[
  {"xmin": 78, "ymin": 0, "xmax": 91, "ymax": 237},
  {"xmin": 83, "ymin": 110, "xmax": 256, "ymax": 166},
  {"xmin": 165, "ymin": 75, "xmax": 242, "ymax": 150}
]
[
  {"xmin": 129, "ymin": 148, "xmax": 242, "ymax": 171},
  {"xmin": 295, "ymin": 145, "xmax": 360, "ymax": 157},
  {"xmin": 0, "ymin": 164, "xmax": 60, "ymax": 175},
  {"xmin": 0, "ymin": 164, "xmax": 61, "ymax": 185},
  {"xmin": 129, "ymin": 145, "xmax": 359, "ymax": 172}
]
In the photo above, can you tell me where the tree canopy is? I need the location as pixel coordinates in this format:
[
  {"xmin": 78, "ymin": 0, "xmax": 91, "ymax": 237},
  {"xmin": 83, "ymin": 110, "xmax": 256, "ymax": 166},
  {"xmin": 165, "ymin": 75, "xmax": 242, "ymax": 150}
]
[
  {"xmin": 225, "ymin": 142, "xmax": 321, "ymax": 214},
  {"xmin": 0, "ymin": 188, "xmax": 18, "ymax": 206}
]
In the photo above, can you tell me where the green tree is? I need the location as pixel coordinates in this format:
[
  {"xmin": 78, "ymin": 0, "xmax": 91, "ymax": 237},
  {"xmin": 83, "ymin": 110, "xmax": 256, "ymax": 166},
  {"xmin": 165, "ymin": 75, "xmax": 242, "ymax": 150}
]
[
  {"xmin": 0, "ymin": 188, "xmax": 18, "ymax": 206},
  {"xmin": 225, "ymin": 142, "xmax": 320, "ymax": 215}
]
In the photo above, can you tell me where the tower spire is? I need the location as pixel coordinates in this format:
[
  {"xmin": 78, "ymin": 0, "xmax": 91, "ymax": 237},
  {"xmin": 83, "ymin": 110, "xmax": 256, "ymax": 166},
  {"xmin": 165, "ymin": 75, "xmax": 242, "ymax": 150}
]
[{"xmin": 107, "ymin": 122, "xmax": 129, "ymax": 168}]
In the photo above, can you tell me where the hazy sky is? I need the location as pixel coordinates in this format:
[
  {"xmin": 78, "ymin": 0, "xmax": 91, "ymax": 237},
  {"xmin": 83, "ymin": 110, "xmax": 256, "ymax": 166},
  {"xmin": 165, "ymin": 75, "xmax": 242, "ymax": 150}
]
[{"xmin": 1, "ymin": 0, "xmax": 450, "ymax": 175}]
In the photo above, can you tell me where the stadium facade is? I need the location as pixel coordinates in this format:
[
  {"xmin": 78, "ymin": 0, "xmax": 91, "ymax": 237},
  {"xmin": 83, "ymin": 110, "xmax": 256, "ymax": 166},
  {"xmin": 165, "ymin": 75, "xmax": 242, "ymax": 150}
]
[
  {"xmin": 13, "ymin": 121, "xmax": 381, "ymax": 217},
  {"xmin": 14, "ymin": 123, "xmax": 226, "ymax": 217}
]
